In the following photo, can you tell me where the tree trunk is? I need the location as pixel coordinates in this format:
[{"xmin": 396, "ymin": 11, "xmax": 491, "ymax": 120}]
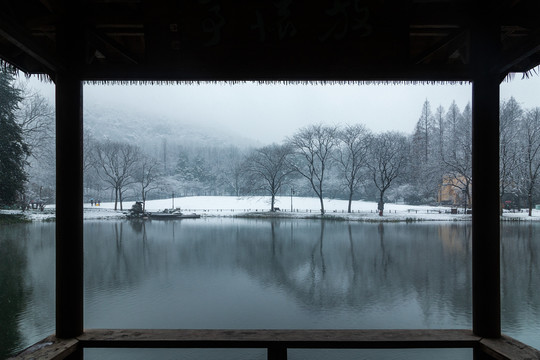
[
  {"xmin": 378, "ymin": 192, "xmax": 384, "ymax": 216},
  {"xmin": 348, "ymin": 189, "xmax": 353, "ymax": 213},
  {"xmin": 319, "ymin": 195, "xmax": 325, "ymax": 215},
  {"xmin": 141, "ymin": 190, "xmax": 146, "ymax": 212},
  {"xmin": 528, "ymin": 193, "xmax": 533, "ymax": 216},
  {"xmin": 114, "ymin": 188, "xmax": 119, "ymax": 210},
  {"xmin": 271, "ymin": 193, "xmax": 275, "ymax": 211},
  {"xmin": 499, "ymin": 188, "xmax": 504, "ymax": 216}
]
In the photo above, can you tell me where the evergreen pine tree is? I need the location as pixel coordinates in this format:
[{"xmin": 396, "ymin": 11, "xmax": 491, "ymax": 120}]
[{"xmin": 0, "ymin": 70, "xmax": 28, "ymax": 206}]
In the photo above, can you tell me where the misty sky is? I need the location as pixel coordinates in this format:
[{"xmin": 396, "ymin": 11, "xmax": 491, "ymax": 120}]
[{"xmin": 25, "ymin": 74, "xmax": 540, "ymax": 144}]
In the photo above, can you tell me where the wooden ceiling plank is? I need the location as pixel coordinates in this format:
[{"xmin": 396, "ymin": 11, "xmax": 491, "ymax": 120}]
[
  {"xmin": 498, "ymin": 28, "xmax": 540, "ymax": 74},
  {"xmin": 88, "ymin": 29, "xmax": 140, "ymax": 64},
  {"xmin": 38, "ymin": 0, "xmax": 64, "ymax": 16},
  {"xmin": 0, "ymin": 23, "xmax": 64, "ymax": 74},
  {"xmin": 413, "ymin": 29, "xmax": 466, "ymax": 65}
]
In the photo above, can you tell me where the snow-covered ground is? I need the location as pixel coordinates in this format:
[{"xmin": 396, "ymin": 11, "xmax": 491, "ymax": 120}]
[{"xmin": 3, "ymin": 196, "xmax": 540, "ymax": 222}]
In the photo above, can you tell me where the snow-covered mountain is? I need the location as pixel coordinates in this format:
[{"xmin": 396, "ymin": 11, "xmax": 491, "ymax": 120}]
[{"xmin": 83, "ymin": 103, "xmax": 258, "ymax": 150}]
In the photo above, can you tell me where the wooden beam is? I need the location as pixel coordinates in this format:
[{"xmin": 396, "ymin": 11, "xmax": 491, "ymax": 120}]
[
  {"xmin": 79, "ymin": 63, "xmax": 473, "ymax": 83},
  {"xmin": 39, "ymin": 0, "xmax": 63, "ymax": 16},
  {"xmin": 78, "ymin": 329, "xmax": 480, "ymax": 349},
  {"xmin": 413, "ymin": 29, "xmax": 466, "ymax": 65},
  {"xmin": 87, "ymin": 29, "xmax": 140, "ymax": 64}
]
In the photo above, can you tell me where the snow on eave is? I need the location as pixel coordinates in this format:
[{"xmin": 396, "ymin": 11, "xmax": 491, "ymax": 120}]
[
  {"xmin": 503, "ymin": 66, "xmax": 540, "ymax": 83},
  {"xmin": 83, "ymin": 79, "xmax": 472, "ymax": 86}
]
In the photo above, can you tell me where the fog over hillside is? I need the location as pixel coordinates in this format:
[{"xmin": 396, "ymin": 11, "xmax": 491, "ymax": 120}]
[{"xmin": 83, "ymin": 103, "xmax": 260, "ymax": 152}]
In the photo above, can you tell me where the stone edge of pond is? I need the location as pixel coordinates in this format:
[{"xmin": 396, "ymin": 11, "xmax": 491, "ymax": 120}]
[
  {"xmin": 230, "ymin": 212, "xmax": 471, "ymax": 223},
  {"xmin": 0, "ymin": 213, "xmax": 33, "ymax": 224},
  {"xmin": 1, "ymin": 211, "xmax": 536, "ymax": 223}
]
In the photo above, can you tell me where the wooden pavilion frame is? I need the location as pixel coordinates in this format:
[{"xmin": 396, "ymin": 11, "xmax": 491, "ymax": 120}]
[{"xmin": 2, "ymin": 1, "xmax": 540, "ymax": 359}]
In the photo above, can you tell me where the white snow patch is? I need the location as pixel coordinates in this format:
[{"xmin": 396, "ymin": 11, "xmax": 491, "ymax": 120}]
[{"xmin": 3, "ymin": 196, "xmax": 539, "ymax": 222}]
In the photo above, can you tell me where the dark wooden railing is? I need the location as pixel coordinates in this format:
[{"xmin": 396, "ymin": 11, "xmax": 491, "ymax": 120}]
[{"xmin": 10, "ymin": 329, "xmax": 540, "ymax": 360}]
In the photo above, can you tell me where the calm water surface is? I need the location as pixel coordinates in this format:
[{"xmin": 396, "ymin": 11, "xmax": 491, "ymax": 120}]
[{"xmin": 1, "ymin": 219, "xmax": 539, "ymax": 359}]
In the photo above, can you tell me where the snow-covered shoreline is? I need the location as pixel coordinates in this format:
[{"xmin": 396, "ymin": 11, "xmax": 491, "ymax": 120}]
[{"xmin": 2, "ymin": 196, "xmax": 539, "ymax": 222}]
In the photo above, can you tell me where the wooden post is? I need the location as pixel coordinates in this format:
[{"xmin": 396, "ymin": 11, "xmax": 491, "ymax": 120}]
[
  {"xmin": 55, "ymin": 9, "xmax": 84, "ymax": 339},
  {"xmin": 55, "ymin": 72, "xmax": 84, "ymax": 339},
  {"xmin": 470, "ymin": 6, "xmax": 501, "ymax": 339}
]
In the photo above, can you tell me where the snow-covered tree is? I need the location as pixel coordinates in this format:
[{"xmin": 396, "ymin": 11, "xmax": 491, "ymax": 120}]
[
  {"xmin": 94, "ymin": 140, "xmax": 140, "ymax": 210},
  {"xmin": 445, "ymin": 101, "xmax": 462, "ymax": 160},
  {"xmin": 441, "ymin": 102, "xmax": 472, "ymax": 207},
  {"xmin": 134, "ymin": 154, "xmax": 161, "ymax": 211},
  {"xmin": 216, "ymin": 146, "xmax": 250, "ymax": 196},
  {"xmin": 434, "ymin": 105, "xmax": 446, "ymax": 160},
  {"xmin": 409, "ymin": 100, "xmax": 441, "ymax": 203},
  {"xmin": 499, "ymin": 97, "xmax": 523, "ymax": 212},
  {"xmin": 413, "ymin": 99, "xmax": 433, "ymax": 163},
  {"xmin": 289, "ymin": 124, "xmax": 339, "ymax": 215},
  {"xmin": 368, "ymin": 131, "xmax": 408, "ymax": 215},
  {"xmin": 15, "ymin": 87, "xmax": 55, "ymax": 203},
  {"xmin": 0, "ymin": 70, "xmax": 28, "ymax": 206},
  {"xmin": 244, "ymin": 143, "xmax": 294, "ymax": 211},
  {"xmin": 16, "ymin": 88, "xmax": 54, "ymax": 161},
  {"xmin": 519, "ymin": 107, "xmax": 540, "ymax": 216},
  {"xmin": 335, "ymin": 124, "xmax": 371, "ymax": 212}
]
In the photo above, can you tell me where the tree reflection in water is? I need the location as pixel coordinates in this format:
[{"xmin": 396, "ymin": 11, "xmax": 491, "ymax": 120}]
[
  {"xmin": 0, "ymin": 225, "xmax": 29, "ymax": 359},
  {"xmin": 5, "ymin": 220, "xmax": 540, "ymax": 359}
]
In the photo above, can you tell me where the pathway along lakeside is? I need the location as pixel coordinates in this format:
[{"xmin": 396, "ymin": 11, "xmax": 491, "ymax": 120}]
[{"xmin": 1, "ymin": 206, "xmax": 538, "ymax": 223}]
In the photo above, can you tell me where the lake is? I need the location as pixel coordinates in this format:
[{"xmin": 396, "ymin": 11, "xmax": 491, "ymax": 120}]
[{"xmin": 2, "ymin": 219, "xmax": 540, "ymax": 359}]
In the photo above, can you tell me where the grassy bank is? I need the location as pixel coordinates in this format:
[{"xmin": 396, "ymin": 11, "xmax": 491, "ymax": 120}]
[{"xmin": 0, "ymin": 213, "xmax": 31, "ymax": 224}]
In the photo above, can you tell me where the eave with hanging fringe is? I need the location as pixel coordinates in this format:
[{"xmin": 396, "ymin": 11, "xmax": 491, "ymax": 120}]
[{"xmin": 1, "ymin": 0, "xmax": 540, "ymax": 83}]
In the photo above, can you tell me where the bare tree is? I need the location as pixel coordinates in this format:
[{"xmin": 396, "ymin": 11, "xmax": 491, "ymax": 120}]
[
  {"xmin": 434, "ymin": 105, "xmax": 446, "ymax": 160},
  {"xmin": 94, "ymin": 140, "xmax": 140, "ymax": 210},
  {"xmin": 335, "ymin": 124, "xmax": 371, "ymax": 213},
  {"xmin": 244, "ymin": 143, "xmax": 294, "ymax": 211},
  {"xmin": 414, "ymin": 99, "xmax": 433, "ymax": 162},
  {"xmin": 410, "ymin": 100, "xmax": 441, "ymax": 203},
  {"xmin": 16, "ymin": 86, "xmax": 55, "ymax": 160},
  {"xmin": 82, "ymin": 132, "xmax": 108, "ymax": 202},
  {"xmin": 223, "ymin": 161, "xmax": 247, "ymax": 196},
  {"xmin": 519, "ymin": 107, "xmax": 540, "ymax": 216},
  {"xmin": 445, "ymin": 101, "xmax": 462, "ymax": 160},
  {"xmin": 429, "ymin": 104, "xmax": 447, "ymax": 204},
  {"xmin": 442, "ymin": 102, "xmax": 472, "ymax": 208},
  {"xmin": 135, "ymin": 154, "xmax": 161, "ymax": 211},
  {"xmin": 368, "ymin": 131, "xmax": 409, "ymax": 215},
  {"xmin": 499, "ymin": 97, "xmax": 523, "ymax": 213},
  {"xmin": 15, "ymin": 89, "xmax": 55, "ymax": 202},
  {"xmin": 289, "ymin": 124, "xmax": 339, "ymax": 215},
  {"xmin": 215, "ymin": 146, "xmax": 248, "ymax": 196}
]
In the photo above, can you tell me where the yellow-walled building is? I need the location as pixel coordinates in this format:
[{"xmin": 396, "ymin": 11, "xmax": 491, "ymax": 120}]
[{"xmin": 438, "ymin": 175, "xmax": 472, "ymax": 207}]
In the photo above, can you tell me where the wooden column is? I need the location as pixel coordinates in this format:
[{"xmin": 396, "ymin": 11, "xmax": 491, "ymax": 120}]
[
  {"xmin": 268, "ymin": 345, "xmax": 287, "ymax": 360},
  {"xmin": 55, "ymin": 10, "xmax": 84, "ymax": 339},
  {"xmin": 470, "ymin": 8, "xmax": 501, "ymax": 339},
  {"xmin": 55, "ymin": 73, "xmax": 84, "ymax": 339}
]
